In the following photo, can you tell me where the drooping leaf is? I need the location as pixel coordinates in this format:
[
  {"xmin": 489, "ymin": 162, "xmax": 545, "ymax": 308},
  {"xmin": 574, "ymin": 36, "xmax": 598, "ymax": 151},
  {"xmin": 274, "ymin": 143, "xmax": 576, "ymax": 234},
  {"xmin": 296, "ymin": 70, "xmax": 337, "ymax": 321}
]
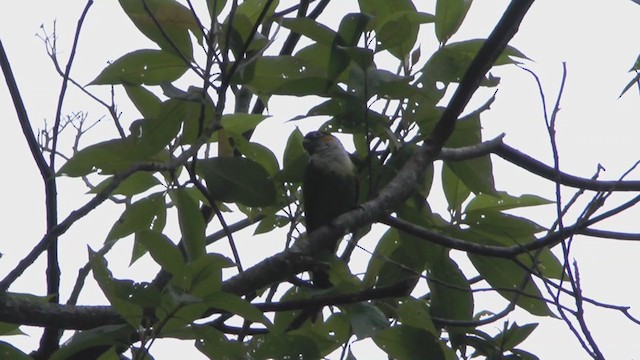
[
  {"xmin": 58, "ymin": 139, "xmax": 140, "ymax": 177},
  {"xmin": 468, "ymin": 254, "xmax": 554, "ymax": 317},
  {"xmin": 435, "ymin": 0, "xmax": 473, "ymax": 44},
  {"xmin": 397, "ymin": 298, "xmax": 436, "ymax": 333},
  {"xmin": 171, "ymin": 253, "xmax": 233, "ymax": 295},
  {"xmin": 124, "ymin": 84, "xmax": 163, "ymax": 119},
  {"xmin": 421, "ymin": 39, "xmax": 528, "ymax": 86},
  {"xmin": 442, "ymin": 163, "xmax": 471, "ymax": 216},
  {"xmin": 170, "ymin": 189, "xmax": 206, "ymax": 261},
  {"xmin": 249, "ymin": 333, "xmax": 321, "ymax": 360},
  {"xmin": 346, "ymin": 302, "xmax": 389, "ymax": 339},
  {"xmin": 193, "ymin": 326, "xmax": 246, "ymax": 359},
  {"xmin": 198, "ymin": 157, "xmax": 277, "ymax": 206},
  {"xmin": 234, "ymin": 55, "xmax": 335, "ymax": 97},
  {"xmin": 106, "ymin": 193, "xmax": 166, "ymax": 242},
  {"xmin": 207, "ymin": 292, "xmax": 270, "ymax": 325},
  {"xmin": 254, "ymin": 214, "xmax": 289, "ymax": 235},
  {"xmin": 376, "ymin": 11, "xmax": 434, "ymax": 59},
  {"xmin": 427, "ymin": 250, "xmax": 474, "ymax": 323},
  {"xmin": 281, "ymin": 17, "xmax": 336, "ymax": 46},
  {"xmin": 327, "ymin": 13, "xmax": 371, "ymax": 82},
  {"xmin": 91, "ymin": 49, "xmax": 188, "ymax": 85},
  {"xmin": 209, "ymin": 113, "xmax": 269, "ymax": 142},
  {"xmin": 119, "ymin": 0, "xmax": 201, "ymax": 58},
  {"xmin": 0, "ymin": 322, "xmax": 24, "ymax": 336},
  {"xmin": 89, "ymin": 250, "xmax": 144, "ymax": 326},
  {"xmin": 135, "ymin": 230, "xmax": 184, "ymax": 275},
  {"xmin": 50, "ymin": 325, "xmax": 131, "ymax": 360},
  {"xmin": 495, "ymin": 322, "xmax": 539, "ymax": 350},
  {"xmin": 90, "ymin": 172, "xmax": 161, "ymax": 197},
  {"xmin": 206, "ymin": 0, "xmax": 228, "ymax": 18},
  {"xmin": 0, "ymin": 342, "xmax": 29, "ymax": 360},
  {"xmin": 373, "ymin": 325, "xmax": 447, "ymax": 360},
  {"xmin": 465, "ymin": 192, "xmax": 553, "ymax": 214},
  {"xmin": 279, "ymin": 128, "xmax": 307, "ymax": 183}
]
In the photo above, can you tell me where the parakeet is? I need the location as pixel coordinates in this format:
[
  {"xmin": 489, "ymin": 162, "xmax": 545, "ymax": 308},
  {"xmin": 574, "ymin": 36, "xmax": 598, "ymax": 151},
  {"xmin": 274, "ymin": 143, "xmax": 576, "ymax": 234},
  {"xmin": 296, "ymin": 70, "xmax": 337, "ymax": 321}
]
[{"xmin": 302, "ymin": 131, "xmax": 358, "ymax": 288}]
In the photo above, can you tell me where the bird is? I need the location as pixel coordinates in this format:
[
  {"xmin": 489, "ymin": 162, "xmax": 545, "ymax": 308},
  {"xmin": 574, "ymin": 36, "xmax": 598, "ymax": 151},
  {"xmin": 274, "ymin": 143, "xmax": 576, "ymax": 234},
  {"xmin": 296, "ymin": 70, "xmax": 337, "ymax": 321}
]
[{"xmin": 302, "ymin": 130, "xmax": 358, "ymax": 288}]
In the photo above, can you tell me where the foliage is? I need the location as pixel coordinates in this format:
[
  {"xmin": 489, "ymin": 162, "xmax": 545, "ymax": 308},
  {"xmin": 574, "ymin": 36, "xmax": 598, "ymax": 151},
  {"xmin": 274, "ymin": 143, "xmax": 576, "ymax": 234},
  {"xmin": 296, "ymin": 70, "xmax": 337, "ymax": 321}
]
[{"xmin": 2, "ymin": 0, "xmax": 639, "ymax": 359}]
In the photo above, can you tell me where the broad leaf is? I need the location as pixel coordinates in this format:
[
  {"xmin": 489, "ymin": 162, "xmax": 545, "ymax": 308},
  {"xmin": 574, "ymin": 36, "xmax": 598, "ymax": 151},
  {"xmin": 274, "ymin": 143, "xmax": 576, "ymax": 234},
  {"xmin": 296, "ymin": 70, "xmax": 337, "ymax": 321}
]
[
  {"xmin": 469, "ymin": 254, "xmax": 554, "ymax": 316},
  {"xmin": 124, "ymin": 84, "xmax": 163, "ymax": 119},
  {"xmin": 170, "ymin": 189, "xmax": 206, "ymax": 261},
  {"xmin": 119, "ymin": 0, "xmax": 201, "ymax": 58},
  {"xmin": 135, "ymin": 230, "xmax": 184, "ymax": 275},
  {"xmin": 0, "ymin": 342, "xmax": 29, "ymax": 360},
  {"xmin": 91, "ymin": 49, "xmax": 188, "ymax": 85},
  {"xmin": 90, "ymin": 172, "xmax": 161, "ymax": 197},
  {"xmin": 90, "ymin": 250, "xmax": 144, "ymax": 326},
  {"xmin": 373, "ymin": 325, "xmax": 447, "ymax": 360},
  {"xmin": 106, "ymin": 193, "xmax": 166, "ymax": 242},
  {"xmin": 435, "ymin": 0, "xmax": 473, "ymax": 44},
  {"xmin": 198, "ymin": 157, "xmax": 277, "ymax": 206}
]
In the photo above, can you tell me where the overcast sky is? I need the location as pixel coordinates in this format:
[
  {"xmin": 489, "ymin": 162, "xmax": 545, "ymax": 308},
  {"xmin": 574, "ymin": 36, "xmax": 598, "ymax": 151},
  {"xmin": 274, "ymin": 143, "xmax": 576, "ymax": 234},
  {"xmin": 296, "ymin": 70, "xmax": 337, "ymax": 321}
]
[{"xmin": 1, "ymin": 1, "xmax": 640, "ymax": 359}]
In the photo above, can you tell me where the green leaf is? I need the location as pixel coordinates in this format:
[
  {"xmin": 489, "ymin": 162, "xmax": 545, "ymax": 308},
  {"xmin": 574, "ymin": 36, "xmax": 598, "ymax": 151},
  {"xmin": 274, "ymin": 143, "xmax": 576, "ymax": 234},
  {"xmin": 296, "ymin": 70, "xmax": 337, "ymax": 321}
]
[
  {"xmin": 254, "ymin": 214, "xmax": 289, "ymax": 235},
  {"xmin": 124, "ymin": 84, "xmax": 163, "ymax": 119},
  {"xmin": 135, "ymin": 230, "xmax": 184, "ymax": 275},
  {"xmin": 279, "ymin": 128, "xmax": 307, "ymax": 182},
  {"xmin": 232, "ymin": 137, "xmax": 280, "ymax": 176},
  {"xmin": 97, "ymin": 347, "xmax": 121, "ymax": 360},
  {"xmin": 496, "ymin": 322, "xmax": 538, "ymax": 350},
  {"xmin": 281, "ymin": 17, "xmax": 336, "ymax": 45},
  {"xmin": 119, "ymin": 0, "xmax": 201, "ymax": 58},
  {"xmin": 210, "ymin": 113, "xmax": 269, "ymax": 141},
  {"xmin": 58, "ymin": 139, "xmax": 138, "ymax": 177},
  {"xmin": 363, "ymin": 229, "xmax": 400, "ymax": 287},
  {"xmin": 234, "ymin": 55, "xmax": 334, "ymax": 96},
  {"xmin": 61, "ymin": 99, "xmax": 185, "ymax": 177},
  {"xmin": 170, "ymin": 189, "xmax": 206, "ymax": 261},
  {"xmin": 346, "ymin": 302, "xmax": 389, "ymax": 339},
  {"xmin": 235, "ymin": 0, "xmax": 279, "ymax": 26},
  {"xmin": 249, "ymin": 333, "xmax": 320, "ymax": 359},
  {"xmin": 91, "ymin": 49, "xmax": 188, "ymax": 85},
  {"xmin": 303, "ymin": 95, "xmax": 389, "ymax": 136},
  {"xmin": 90, "ymin": 172, "xmax": 161, "ymax": 197},
  {"xmin": 397, "ymin": 298, "xmax": 436, "ymax": 333},
  {"xmin": 421, "ymin": 39, "xmax": 528, "ymax": 86},
  {"xmin": 90, "ymin": 250, "xmax": 144, "ymax": 326},
  {"xmin": 444, "ymin": 108, "xmax": 497, "ymax": 195},
  {"xmin": 50, "ymin": 325, "xmax": 130, "ymax": 360},
  {"xmin": 106, "ymin": 193, "xmax": 166, "ymax": 242},
  {"xmin": 442, "ymin": 163, "xmax": 471, "ymax": 215},
  {"xmin": 179, "ymin": 94, "xmax": 217, "ymax": 145},
  {"xmin": 198, "ymin": 157, "xmax": 277, "ymax": 207},
  {"xmin": 377, "ymin": 11, "xmax": 434, "ymax": 59},
  {"xmin": 193, "ymin": 326, "xmax": 246, "ymax": 359},
  {"xmin": 327, "ymin": 13, "xmax": 371, "ymax": 82},
  {"xmin": 373, "ymin": 325, "xmax": 446, "ymax": 360},
  {"xmin": 468, "ymin": 254, "xmax": 553, "ymax": 316},
  {"xmin": 206, "ymin": 0, "xmax": 228, "ymax": 18},
  {"xmin": 465, "ymin": 192, "xmax": 553, "ymax": 214},
  {"xmin": 435, "ymin": 0, "xmax": 473, "ymax": 44},
  {"xmin": 0, "ymin": 322, "xmax": 24, "ymax": 336},
  {"xmin": 207, "ymin": 292, "xmax": 270, "ymax": 325},
  {"xmin": 427, "ymin": 251, "xmax": 474, "ymax": 322},
  {"xmin": 465, "ymin": 212, "xmax": 546, "ymax": 238},
  {"xmin": 172, "ymin": 253, "xmax": 233, "ymax": 295},
  {"xmin": 0, "ymin": 342, "xmax": 29, "ymax": 360}
]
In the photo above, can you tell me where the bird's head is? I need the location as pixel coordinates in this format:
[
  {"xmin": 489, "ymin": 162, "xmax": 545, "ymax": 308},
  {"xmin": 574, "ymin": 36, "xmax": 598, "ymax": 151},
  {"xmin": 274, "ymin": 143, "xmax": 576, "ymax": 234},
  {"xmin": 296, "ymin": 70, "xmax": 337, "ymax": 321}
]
[{"xmin": 302, "ymin": 131, "xmax": 344, "ymax": 155}]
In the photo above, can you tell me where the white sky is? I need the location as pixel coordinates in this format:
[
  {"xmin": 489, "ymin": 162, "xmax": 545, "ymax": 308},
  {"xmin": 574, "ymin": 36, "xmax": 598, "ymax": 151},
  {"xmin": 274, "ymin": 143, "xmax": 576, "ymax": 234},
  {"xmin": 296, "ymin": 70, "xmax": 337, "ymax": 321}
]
[{"xmin": 1, "ymin": 0, "xmax": 640, "ymax": 359}]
